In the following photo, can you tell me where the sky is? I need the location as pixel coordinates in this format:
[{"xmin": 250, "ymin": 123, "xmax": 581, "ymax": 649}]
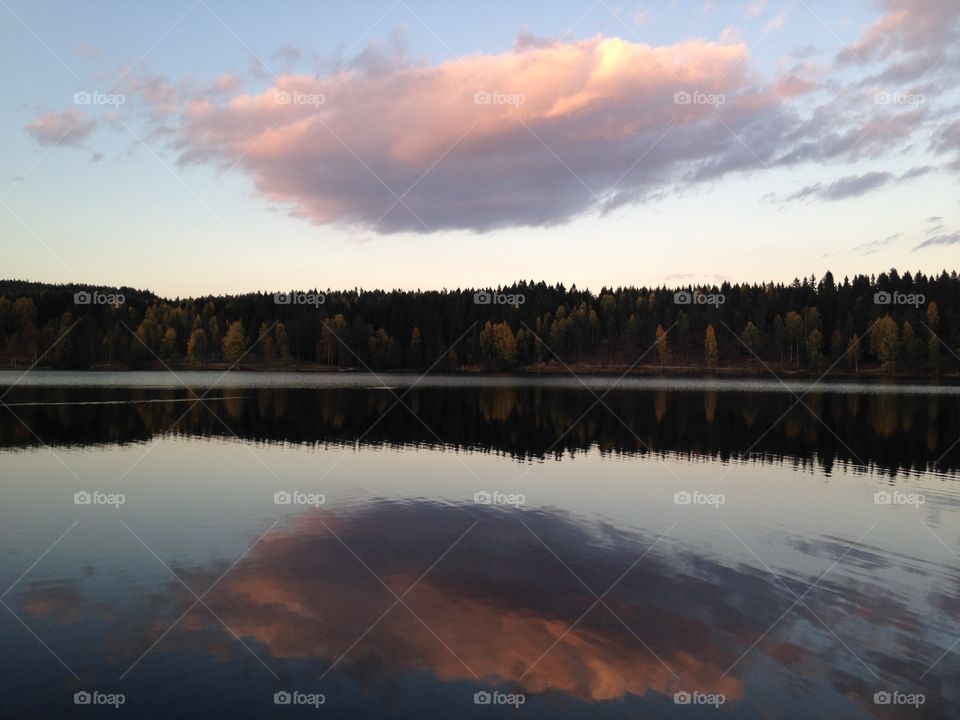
[{"xmin": 1, "ymin": 0, "xmax": 958, "ymax": 297}]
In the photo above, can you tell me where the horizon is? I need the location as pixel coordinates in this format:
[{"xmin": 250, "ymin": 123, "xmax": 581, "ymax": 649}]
[{"xmin": 3, "ymin": 266, "xmax": 956, "ymax": 300}]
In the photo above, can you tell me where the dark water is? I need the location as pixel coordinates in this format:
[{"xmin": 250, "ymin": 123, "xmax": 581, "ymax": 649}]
[{"xmin": 1, "ymin": 371, "xmax": 959, "ymax": 718}]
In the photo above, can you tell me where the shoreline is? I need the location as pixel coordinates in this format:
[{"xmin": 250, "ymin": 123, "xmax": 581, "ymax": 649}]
[{"xmin": 2, "ymin": 362, "xmax": 957, "ymax": 384}]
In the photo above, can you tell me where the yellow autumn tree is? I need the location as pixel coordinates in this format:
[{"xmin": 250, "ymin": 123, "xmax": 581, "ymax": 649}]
[
  {"xmin": 655, "ymin": 324, "xmax": 669, "ymax": 369},
  {"xmin": 221, "ymin": 321, "xmax": 247, "ymax": 365},
  {"xmin": 704, "ymin": 324, "xmax": 718, "ymax": 369}
]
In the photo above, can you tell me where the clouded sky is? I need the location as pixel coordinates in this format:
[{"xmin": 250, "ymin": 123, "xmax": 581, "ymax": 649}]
[{"xmin": 2, "ymin": 0, "xmax": 958, "ymax": 296}]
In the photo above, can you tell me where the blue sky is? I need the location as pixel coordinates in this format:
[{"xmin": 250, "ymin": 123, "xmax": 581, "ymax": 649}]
[{"xmin": 1, "ymin": 0, "xmax": 957, "ymax": 297}]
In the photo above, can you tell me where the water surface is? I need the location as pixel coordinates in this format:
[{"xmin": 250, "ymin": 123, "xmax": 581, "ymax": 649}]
[{"xmin": 1, "ymin": 372, "xmax": 959, "ymax": 718}]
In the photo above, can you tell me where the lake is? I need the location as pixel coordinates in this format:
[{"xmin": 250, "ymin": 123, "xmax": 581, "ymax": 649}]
[{"xmin": 1, "ymin": 371, "xmax": 959, "ymax": 718}]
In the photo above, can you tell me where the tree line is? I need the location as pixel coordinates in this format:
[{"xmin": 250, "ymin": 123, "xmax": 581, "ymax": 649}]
[{"xmin": 0, "ymin": 270, "xmax": 957, "ymax": 375}]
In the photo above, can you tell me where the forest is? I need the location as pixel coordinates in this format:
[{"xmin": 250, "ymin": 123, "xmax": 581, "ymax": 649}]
[{"xmin": 0, "ymin": 270, "xmax": 957, "ymax": 376}]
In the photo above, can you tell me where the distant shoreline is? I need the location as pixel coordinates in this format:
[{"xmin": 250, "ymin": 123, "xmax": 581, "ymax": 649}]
[{"xmin": 2, "ymin": 362, "xmax": 957, "ymax": 383}]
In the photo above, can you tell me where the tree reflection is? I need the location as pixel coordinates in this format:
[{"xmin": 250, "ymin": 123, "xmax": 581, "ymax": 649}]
[{"xmin": 1, "ymin": 384, "xmax": 958, "ymax": 475}]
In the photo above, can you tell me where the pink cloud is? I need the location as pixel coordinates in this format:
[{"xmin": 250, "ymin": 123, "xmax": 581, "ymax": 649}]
[
  {"xmin": 763, "ymin": 8, "xmax": 787, "ymax": 33},
  {"xmin": 837, "ymin": 0, "xmax": 960, "ymax": 70},
  {"xmin": 210, "ymin": 72, "xmax": 243, "ymax": 95},
  {"xmin": 24, "ymin": 110, "xmax": 96, "ymax": 145},
  {"xmin": 116, "ymin": 71, "xmax": 179, "ymax": 116},
  {"xmin": 173, "ymin": 35, "xmax": 817, "ymax": 233},
  {"xmin": 74, "ymin": 42, "xmax": 101, "ymax": 60}
]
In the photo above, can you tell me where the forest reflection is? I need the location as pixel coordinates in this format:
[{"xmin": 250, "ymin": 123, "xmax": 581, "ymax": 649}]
[{"xmin": 1, "ymin": 384, "xmax": 957, "ymax": 475}]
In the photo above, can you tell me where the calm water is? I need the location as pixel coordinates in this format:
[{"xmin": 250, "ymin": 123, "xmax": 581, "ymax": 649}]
[{"xmin": 1, "ymin": 371, "xmax": 959, "ymax": 718}]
